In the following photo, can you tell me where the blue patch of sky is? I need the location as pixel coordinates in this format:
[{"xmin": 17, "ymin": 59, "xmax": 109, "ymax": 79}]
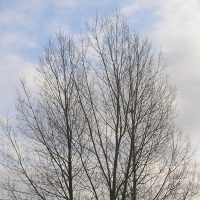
[
  {"xmin": 0, "ymin": 0, "xmax": 16, "ymax": 12},
  {"xmin": 0, "ymin": 1, "xmax": 161, "ymax": 74}
]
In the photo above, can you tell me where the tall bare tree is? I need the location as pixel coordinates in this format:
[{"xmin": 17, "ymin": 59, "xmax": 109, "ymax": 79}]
[
  {"xmin": 0, "ymin": 12, "xmax": 199, "ymax": 200},
  {"xmin": 0, "ymin": 33, "xmax": 86, "ymax": 200},
  {"xmin": 74, "ymin": 12, "xmax": 199, "ymax": 200}
]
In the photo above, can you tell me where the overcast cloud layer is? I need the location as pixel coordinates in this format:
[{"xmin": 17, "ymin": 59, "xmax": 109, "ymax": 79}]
[{"xmin": 1, "ymin": 0, "xmax": 200, "ymax": 159}]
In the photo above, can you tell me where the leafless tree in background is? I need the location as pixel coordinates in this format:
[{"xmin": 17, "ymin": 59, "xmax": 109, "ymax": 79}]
[{"xmin": 0, "ymin": 11, "xmax": 199, "ymax": 200}]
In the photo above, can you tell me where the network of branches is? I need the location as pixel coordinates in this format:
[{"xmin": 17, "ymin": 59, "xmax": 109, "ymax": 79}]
[{"xmin": 0, "ymin": 11, "xmax": 199, "ymax": 200}]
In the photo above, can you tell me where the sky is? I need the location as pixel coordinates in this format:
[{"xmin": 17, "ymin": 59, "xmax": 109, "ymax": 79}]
[{"xmin": 0, "ymin": 0, "xmax": 200, "ymax": 160}]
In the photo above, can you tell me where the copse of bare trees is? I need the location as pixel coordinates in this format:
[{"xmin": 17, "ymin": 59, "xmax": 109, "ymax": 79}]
[{"xmin": 0, "ymin": 12, "xmax": 199, "ymax": 200}]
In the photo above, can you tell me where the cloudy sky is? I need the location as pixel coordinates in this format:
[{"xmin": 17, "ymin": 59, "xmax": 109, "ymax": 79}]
[{"xmin": 0, "ymin": 0, "xmax": 200, "ymax": 159}]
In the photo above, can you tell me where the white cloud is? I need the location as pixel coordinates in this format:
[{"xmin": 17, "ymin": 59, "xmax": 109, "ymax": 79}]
[
  {"xmin": 121, "ymin": 3, "xmax": 140, "ymax": 16},
  {"xmin": 121, "ymin": 0, "xmax": 200, "ymax": 157},
  {"xmin": 1, "ymin": 31, "xmax": 37, "ymax": 49},
  {"xmin": 148, "ymin": 0, "xmax": 200, "ymax": 154},
  {"xmin": 0, "ymin": 53, "xmax": 36, "ymax": 116}
]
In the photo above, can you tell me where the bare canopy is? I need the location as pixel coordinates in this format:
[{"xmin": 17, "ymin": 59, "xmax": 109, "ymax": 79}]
[{"xmin": 0, "ymin": 11, "xmax": 199, "ymax": 200}]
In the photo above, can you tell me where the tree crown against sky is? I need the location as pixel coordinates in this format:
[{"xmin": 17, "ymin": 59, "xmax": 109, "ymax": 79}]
[{"xmin": 0, "ymin": 11, "xmax": 199, "ymax": 200}]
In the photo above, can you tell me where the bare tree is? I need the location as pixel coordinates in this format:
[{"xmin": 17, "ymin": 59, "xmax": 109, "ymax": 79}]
[
  {"xmin": 73, "ymin": 12, "xmax": 200, "ymax": 200},
  {"xmin": 0, "ymin": 11, "xmax": 199, "ymax": 200},
  {"xmin": 0, "ymin": 33, "xmax": 86, "ymax": 200}
]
